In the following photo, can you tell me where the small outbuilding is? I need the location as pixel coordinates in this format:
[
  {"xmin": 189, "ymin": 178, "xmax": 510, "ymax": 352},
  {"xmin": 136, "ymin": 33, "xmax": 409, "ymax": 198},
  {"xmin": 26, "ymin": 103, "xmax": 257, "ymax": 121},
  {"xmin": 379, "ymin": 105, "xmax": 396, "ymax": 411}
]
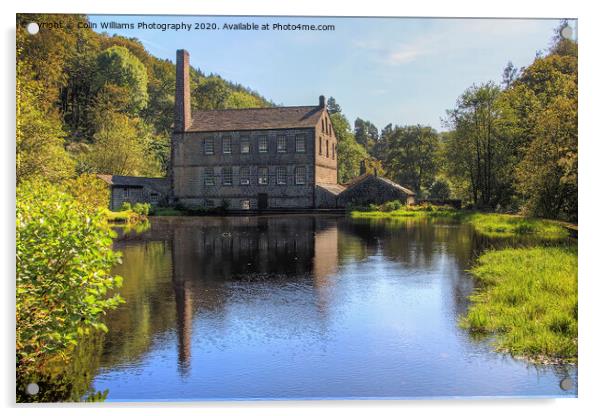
[
  {"xmin": 97, "ymin": 175, "xmax": 170, "ymax": 211},
  {"xmin": 337, "ymin": 174, "xmax": 416, "ymax": 207}
]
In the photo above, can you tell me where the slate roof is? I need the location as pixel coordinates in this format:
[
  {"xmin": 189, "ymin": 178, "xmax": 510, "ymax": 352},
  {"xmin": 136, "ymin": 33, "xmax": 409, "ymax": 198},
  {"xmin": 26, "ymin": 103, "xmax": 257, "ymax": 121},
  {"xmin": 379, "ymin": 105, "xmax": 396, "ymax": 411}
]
[
  {"xmin": 97, "ymin": 175, "xmax": 170, "ymax": 194},
  {"xmin": 341, "ymin": 174, "xmax": 416, "ymax": 196},
  {"xmin": 317, "ymin": 183, "xmax": 347, "ymax": 196},
  {"xmin": 188, "ymin": 105, "xmax": 325, "ymax": 132}
]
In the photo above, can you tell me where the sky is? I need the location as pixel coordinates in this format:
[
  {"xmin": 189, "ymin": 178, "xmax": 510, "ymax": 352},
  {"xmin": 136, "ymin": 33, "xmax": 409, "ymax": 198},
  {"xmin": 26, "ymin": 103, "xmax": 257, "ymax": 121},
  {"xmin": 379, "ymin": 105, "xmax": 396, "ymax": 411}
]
[{"xmin": 88, "ymin": 15, "xmax": 576, "ymax": 132}]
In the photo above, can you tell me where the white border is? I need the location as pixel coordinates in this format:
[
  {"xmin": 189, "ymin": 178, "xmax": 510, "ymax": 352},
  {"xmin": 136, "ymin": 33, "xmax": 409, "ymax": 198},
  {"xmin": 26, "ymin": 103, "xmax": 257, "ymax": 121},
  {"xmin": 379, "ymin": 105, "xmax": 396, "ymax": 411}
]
[{"xmin": 3, "ymin": 1, "xmax": 601, "ymax": 415}]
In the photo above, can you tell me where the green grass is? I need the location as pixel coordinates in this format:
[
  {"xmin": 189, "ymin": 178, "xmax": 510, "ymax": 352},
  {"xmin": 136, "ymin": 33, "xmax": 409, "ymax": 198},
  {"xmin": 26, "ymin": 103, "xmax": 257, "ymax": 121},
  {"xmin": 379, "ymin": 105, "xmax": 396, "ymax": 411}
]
[
  {"xmin": 460, "ymin": 246, "xmax": 578, "ymax": 363},
  {"xmin": 466, "ymin": 213, "xmax": 569, "ymax": 239},
  {"xmin": 350, "ymin": 205, "xmax": 462, "ymax": 219},
  {"xmin": 350, "ymin": 205, "xmax": 571, "ymax": 239}
]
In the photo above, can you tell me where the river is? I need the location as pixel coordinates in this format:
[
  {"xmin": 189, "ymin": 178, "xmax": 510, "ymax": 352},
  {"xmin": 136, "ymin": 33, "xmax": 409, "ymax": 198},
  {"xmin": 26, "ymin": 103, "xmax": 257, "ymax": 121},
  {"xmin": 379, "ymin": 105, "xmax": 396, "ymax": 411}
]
[{"xmin": 89, "ymin": 215, "xmax": 577, "ymax": 400}]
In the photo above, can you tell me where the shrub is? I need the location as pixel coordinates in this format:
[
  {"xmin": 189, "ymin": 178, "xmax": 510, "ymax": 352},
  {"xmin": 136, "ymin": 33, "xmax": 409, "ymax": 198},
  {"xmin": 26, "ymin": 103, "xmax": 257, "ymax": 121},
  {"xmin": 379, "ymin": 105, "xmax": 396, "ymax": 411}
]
[
  {"xmin": 382, "ymin": 200, "xmax": 403, "ymax": 212},
  {"xmin": 16, "ymin": 180, "xmax": 124, "ymax": 382},
  {"xmin": 119, "ymin": 201, "xmax": 132, "ymax": 212},
  {"xmin": 132, "ymin": 202, "xmax": 150, "ymax": 216}
]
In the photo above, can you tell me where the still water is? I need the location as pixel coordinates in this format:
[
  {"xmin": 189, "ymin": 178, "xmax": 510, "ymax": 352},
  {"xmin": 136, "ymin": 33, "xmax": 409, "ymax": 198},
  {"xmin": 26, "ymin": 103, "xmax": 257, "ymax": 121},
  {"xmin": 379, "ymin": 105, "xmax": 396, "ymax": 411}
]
[{"xmin": 91, "ymin": 215, "xmax": 577, "ymax": 400}]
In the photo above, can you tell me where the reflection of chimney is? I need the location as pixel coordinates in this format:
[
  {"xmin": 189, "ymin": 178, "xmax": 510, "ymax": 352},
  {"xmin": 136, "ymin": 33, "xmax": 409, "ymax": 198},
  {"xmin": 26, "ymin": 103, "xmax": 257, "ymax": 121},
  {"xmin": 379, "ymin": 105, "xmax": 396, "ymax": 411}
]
[
  {"xmin": 174, "ymin": 49, "xmax": 191, "ymax": 132},
  {"xmin": 359, "ymin": 160, "xmax": 366, "ymax": 176},
  {"xmin": 319, "ymin": 95, "xmax": 325, "ymax": 108},
  {"xmin": 174, "ymin": 281, "xmax": 192, "ymax": 375}
]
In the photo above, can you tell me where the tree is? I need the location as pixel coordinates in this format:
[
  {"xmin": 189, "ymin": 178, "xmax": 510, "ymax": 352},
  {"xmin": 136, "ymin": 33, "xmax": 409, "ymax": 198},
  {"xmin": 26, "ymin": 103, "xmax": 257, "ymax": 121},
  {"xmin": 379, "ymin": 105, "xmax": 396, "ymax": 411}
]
[
  {"xmin": 193, "ymin": 76, "xmax": 231, "ymax": 110},
  {"xmin": 383, "ymin": 125, "xmax": 439, "ymax": 197},
  {"xmin": 80, "ymin": 112, "xmax": 158, "ymax": 176},
  {"xmin": 16, "ymin": 59, "xmax": 74, "ymax": 184},
  {"xmin": 326, "ymin": 96, "xmax": 341, "ymax": 114},
  {"xmin": 331, "ymin": 112, "xmax": 368, "ymax": 183},
  {"xmin": 92, "ymin": 46, "xmax": 149, "ymax": 114},
  {"xmin": 428, "ymin": 180, "xmax": 451, "ymax": 200},
  {"xmin": 354, "ymin": 118, "xmax": 379, "ymax": 151}
]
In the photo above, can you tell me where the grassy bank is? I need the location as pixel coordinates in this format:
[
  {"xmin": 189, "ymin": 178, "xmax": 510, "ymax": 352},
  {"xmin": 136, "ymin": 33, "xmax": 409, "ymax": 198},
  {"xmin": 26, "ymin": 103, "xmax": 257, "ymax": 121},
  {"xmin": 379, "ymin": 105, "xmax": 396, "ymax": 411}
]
[
  {"xmin": 350, "ymin": 205, "xmax": 570, "ymax": 239},
  {"xmin": 103, "ymin": 209, "xmax": 145, "ymax": 223},
  {"xmin": 461, "ymin": 246, "xmax": 577, "ymax": 363}
]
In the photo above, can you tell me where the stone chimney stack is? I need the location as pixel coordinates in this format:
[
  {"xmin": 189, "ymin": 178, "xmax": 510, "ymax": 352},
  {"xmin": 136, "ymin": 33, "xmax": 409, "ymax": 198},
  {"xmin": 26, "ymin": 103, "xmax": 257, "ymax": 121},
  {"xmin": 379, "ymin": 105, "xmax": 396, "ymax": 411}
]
[
  {"xmin": 174, "ymin": 49, "xmax": 191, "ymax": 132},
  {"xmin": 319, "ymin": 95, "xmax": 325, "ymax": 108}
]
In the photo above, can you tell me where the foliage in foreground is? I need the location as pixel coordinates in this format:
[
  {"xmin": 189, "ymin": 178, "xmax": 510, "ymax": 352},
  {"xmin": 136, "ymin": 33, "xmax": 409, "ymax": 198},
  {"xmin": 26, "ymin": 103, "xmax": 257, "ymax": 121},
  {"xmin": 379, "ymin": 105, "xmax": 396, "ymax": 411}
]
[
  {"xmin": 16, "ymin": 180, "xmax": 124, "ymax": 391},
  {"xmin": 461, "ymin": 246, "xmax": 577, "ymax": 362}
]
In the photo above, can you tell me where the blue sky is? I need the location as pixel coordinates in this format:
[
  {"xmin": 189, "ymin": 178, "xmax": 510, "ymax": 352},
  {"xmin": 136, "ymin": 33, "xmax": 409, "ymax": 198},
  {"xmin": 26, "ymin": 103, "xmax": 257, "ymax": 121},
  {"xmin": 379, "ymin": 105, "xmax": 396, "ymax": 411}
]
[{"xmin": 88, "ymin": 15, "xmax": 575, "ymax": 132}]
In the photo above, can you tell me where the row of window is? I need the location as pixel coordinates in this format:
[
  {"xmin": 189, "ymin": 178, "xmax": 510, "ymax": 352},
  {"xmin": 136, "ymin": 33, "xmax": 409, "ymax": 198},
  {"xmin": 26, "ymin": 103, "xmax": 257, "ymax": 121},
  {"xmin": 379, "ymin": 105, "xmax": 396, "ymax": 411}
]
[
  {"xmin": 321, "ymin": 118, "xmax": 333, "ymax": 136},
  {"xmin": 318, "ymin": 136, "xmax": 336, "ymax": 159},
  {"xmin": 203, "ymin": 166, "xmax": 307, "ymax": 186},
  {"xmin": 203, "ymin": 134, "xmax": 307, "ymax": 155}
]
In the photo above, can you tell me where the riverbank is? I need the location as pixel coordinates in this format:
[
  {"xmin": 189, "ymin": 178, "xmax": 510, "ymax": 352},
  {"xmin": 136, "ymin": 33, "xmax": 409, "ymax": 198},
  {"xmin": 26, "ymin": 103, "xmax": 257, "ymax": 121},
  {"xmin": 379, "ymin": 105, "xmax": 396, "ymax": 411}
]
[
  {"xmin": 461, "ymin": 246, "xmax": 577, "ymax": 364},
  {"xmin": 349, "ymin": 204, "xmax": 577, "ymax": 363},
  {"xmin": 350, "ymin": 206, "xmax": 571, "ymax": 239}
]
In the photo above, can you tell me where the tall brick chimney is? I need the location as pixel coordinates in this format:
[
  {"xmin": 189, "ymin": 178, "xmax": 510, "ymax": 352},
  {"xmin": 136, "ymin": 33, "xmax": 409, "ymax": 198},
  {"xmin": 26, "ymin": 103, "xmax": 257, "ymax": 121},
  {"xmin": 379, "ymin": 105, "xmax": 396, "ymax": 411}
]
[{"xmin": 174, "ymin": 49, "xmax": 191, "ymax": 132}]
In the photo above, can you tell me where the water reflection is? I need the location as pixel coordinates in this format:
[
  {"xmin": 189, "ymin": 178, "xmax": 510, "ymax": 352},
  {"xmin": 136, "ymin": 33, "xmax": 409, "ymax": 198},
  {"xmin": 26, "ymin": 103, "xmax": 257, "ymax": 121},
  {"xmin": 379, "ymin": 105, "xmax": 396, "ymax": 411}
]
[{"xmin": 93, "ymin": 215, "xmax": 577, "ymax": 400}]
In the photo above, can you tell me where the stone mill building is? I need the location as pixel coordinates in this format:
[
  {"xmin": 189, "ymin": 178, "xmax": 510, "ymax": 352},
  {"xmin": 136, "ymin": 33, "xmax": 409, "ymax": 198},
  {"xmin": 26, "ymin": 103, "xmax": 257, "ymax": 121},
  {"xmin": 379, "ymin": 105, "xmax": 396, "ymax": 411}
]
[{"xmin": 100, "ymin": 49, "xmax": 415, "ymax": 211}]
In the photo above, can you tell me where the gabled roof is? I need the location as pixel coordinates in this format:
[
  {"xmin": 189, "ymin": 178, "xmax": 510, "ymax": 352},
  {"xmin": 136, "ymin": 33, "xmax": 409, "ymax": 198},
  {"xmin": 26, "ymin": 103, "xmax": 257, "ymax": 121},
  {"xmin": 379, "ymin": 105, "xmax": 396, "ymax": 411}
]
[
  {"xmin": 187, "ymin": 105, "xmax": 325, "ymax": 132},
  {"xmin": 341, "ymin": 174, "xmax": 416, "ymax": 196},
  {"xmin": 317, "ymin": 183, "xmax": 347, "ymax": 196},
  {"xmin": 97, "ymin": 175, "xmax": 170, "ymax": 193}
]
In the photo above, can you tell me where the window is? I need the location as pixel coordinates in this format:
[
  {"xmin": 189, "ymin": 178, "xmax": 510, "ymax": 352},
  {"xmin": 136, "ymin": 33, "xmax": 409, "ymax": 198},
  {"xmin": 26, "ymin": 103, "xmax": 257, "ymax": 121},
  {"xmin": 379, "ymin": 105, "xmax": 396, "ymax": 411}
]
[
  {"xmin": 240, "ymin": 136, "xmax": 250, "ymax": 154},
  {"xmin": 258, "ymin": 136, "xmax": 268, "ymax": 153},
  {"xmin": 222, "ymin": 136, "xmax": 232, "ymax": 154},
  {"xmin": 150, "ymin": 193, "xmax": 159, "ymax": 203},
  {"xmin": 277, "ymin": 136, "xmax": 287, "ymax": 153},
  {"xmin": 123, "ymin": 188, "xmax": 129, "ymax": 198},
  {"xmin": 322, "ymin": 119, "xmax": 325, "ymax": 133},
  {"xmin": 258, "ymin": 167, "xmax": 268, "ymax": 185},
  {"xmin": 241, "ymin": 200, "xmax": 251, "ymax": 210},
  {"xmin": 319, "ymin": 137, "xmax": 323, "ymax": 155},
  {"xmin": 205, "ymin": 199, "xmax": 215, "ymax": 208},
  {"xmin": 240, "ymin": 166, "xmax": 250, "ymax": 185},
  {"xmin": 326, "ymin": 140, "xmax": 329, "ymax": 158},
  {"xmin": 222, "ymin": 167, "xmax": 233, "ymax": 185},
  {"xmin": 295, "ymin": 166, "xmax": 306, "ymax": 185},
  {"xmin": 295, "ymin": 134, "xmax": 306, "ymax": 153},
  {"xmin": 276, "ymin": 166, "xmax": 287, "ymax": 185},
  {"xmin": 204, "ymin": 167, "xmax": 215, "ymax": 186},
  {"xmin": 204, "ymin": 137, "xmax": 214, "ymax": 155}
]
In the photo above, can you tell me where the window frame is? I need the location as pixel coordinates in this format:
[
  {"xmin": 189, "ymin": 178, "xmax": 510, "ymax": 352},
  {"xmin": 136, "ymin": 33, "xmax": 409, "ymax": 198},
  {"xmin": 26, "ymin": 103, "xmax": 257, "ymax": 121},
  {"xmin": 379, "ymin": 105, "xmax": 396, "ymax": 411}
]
[
  {"xmin": 258, "ymin": 167, "xmax": 269, "ymax": 185},
  {"xmin": 240, "ymin": 136, "xmax": 250, "ymax": 154},
  {"xmin": 239, "ymin": 166, "xmax": 250, "ymax": 185},
  {"xmin": 222, "ymin": 136, "xmax": 232, "ymax": 154},
  {"xmin": 295, "ymin": 134, "xmax": 306, "ymax": 153},
  {"xmin": 204, "ymin": 137, "xmax": 214, "ymax": 155},
  {"xmin": 295, "ymin": 166, "xmax": 306, "ymax": 185},
  {"xmin": 222, "ymin": 167, "xmax": 233, "ymax": 186},
  {"xmin": 204, "ymin": 167, "xmax": 215, "ymax": 186},
  {"xmin": 276, "ymin": 166, "xmax": 287, "ymax": 185},
  {"xmin": 258, "ymin": 136, "xmax": 268, "ymax": 153},
  {"xmin": 277, "ymin": 135, "xmax": 287, "ymax": 153}
]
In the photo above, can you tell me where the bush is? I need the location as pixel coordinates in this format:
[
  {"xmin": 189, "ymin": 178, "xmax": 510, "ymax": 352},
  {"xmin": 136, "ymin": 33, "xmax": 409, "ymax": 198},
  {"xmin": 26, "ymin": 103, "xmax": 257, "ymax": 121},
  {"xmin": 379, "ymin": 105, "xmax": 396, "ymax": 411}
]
[
  {"xmin": 119, "ymin": 201, "xmax": 132, "ymax": 212},
  {"xmin": 62, "ymin": 174, "xmax": 110, "ymax": 211},
  {"xmin": 382, "ymin": 200, "xmax": 403, "ymax": 212},
  {"xmin": 16, "ymin": 180, "xmax": 124, "ymax": 383},
  {"xmin": 132, "ymin": 202, "xmax": 150, "ymax": 216}
]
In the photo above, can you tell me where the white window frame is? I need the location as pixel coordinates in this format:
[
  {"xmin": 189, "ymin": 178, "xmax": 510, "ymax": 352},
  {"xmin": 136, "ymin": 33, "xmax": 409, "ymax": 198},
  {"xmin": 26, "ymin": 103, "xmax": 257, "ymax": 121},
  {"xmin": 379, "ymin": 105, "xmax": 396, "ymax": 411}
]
[
  {"xmin": 222, "ymin": 136, "xmax": 232, "ymax": 154},
  {"xmin": 295, "ymin": 134, "xmax": 306, "ymax": 153},
  {"xmin": 277, "ymin": 136, "xmax": 287, "ymax": 153},
  {"xmin": 204, "ymin": 168, "xmax": 215, "ymax": 186},
  {"xmin": 258, "ymin": 136, "xmax": 268, "ymax": 153},
  {"xmin": 240, "ymin": 136, "xmax": 250, "ymax": 154},
  {"xmin": 239, "ymin": 166, "xmax": 250, "ymax": 185},
  {"xmin": 204, "ymin": 137, "xmax": 214, "ymax": 155},
  {"xmin": 276, "ymin": 166, "xmax": 287, "ymax": 185},
  {"xmin": 258, "ymin": 167, "xmax": 268, "ymax": 185},
  {"xmin": 241, "ymin": 200, "xmax": 251, "ymax": 210},
  {"xmin": 295, "ymin": 166, "xmax": 306, "ymax": 185},
  {"xmin": 222, "ymin": 167, "xmax": 233, "ymax": 186}
]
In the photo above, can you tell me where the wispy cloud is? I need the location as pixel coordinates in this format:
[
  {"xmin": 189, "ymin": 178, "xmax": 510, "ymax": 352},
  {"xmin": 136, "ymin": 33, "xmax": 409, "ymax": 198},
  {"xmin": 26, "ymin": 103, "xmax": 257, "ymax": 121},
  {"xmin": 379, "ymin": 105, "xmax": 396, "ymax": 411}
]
[{"xmin": 354, "ymin": 35, "xmax": 437, "ymax": 66}]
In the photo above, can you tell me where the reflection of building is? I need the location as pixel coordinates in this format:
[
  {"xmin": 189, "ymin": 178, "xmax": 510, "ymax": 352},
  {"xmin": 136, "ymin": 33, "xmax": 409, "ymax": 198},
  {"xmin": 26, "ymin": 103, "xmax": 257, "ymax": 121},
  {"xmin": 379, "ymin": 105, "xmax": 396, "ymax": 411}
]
[{"xmin": 169, "ymin": 216, "xmax": 341, "ymax": 369}]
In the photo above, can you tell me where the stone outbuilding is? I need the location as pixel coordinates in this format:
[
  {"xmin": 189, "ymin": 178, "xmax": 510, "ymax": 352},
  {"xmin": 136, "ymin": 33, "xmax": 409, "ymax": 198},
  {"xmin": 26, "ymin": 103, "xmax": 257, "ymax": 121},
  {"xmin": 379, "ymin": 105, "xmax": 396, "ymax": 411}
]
[
  {"xmin": 98, "ymin": 175, "xmax": 170, "ymax": 211},
  {"xmin": 337, "ymin": 174, "xmax": 416, "ymax": 207}
]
